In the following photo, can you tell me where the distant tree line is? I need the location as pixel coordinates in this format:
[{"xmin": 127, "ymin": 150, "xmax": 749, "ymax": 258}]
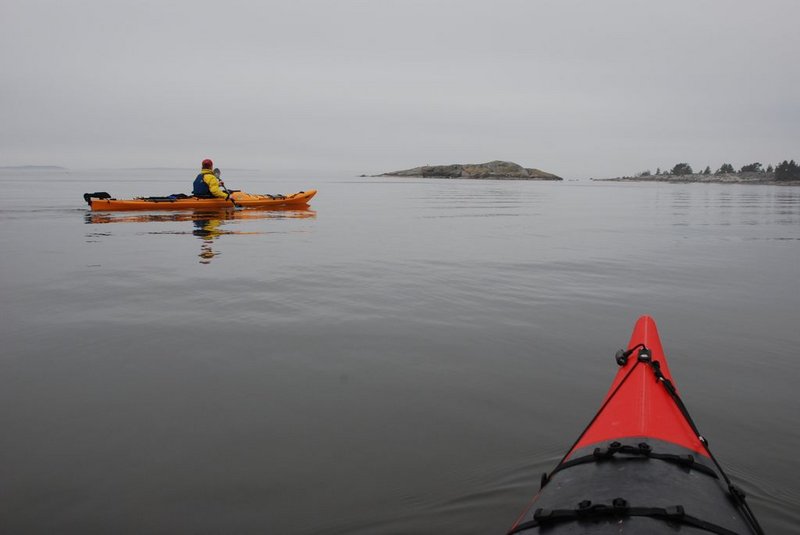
[
  {"xmin": 636, "ymin": 160, "xmax": 799, "ymax": 181},
  {"xmin": 775, "ymin": 160, "xmax": 800, "ymax": 181}
]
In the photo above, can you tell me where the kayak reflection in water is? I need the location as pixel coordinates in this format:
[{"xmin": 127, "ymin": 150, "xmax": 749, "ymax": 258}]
[
  {"xmin": 85, "ymin": 207, "xmax": 316, "ymax": 264},
  {"xmin": 193, "ymin": 217, "xmax": 224, "ymax": 264}
]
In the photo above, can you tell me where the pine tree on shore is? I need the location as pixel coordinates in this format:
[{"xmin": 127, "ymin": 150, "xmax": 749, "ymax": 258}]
[
  {"xmin": 775, "ymin": 160, "xmax": 800, "ymax": 181},
  {"xmin": 671, "ymin": 163, "xmax": 693, "ymax": 176},
  {"xmin": 716, "ymin": 163, "xmax": 735, "ymax": 174}
]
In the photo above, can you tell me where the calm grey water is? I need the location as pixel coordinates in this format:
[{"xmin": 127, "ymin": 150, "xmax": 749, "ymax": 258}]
[{"xmin": 1, "ymin": 169, "xmax": 799, "ymax": 534}]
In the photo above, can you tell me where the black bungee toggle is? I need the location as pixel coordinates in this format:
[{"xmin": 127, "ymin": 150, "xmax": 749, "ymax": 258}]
[
  {"xmin": 614, "ymin": 343, "xmax": 647, "ymax": 366},
  {"xmin": 593, "ymin": 441, "xmax": 650, "ymax": 459}
]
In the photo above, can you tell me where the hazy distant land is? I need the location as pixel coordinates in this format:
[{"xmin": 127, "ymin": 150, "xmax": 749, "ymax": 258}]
[
  {"xmin": 377, "ymin": 160, "xmax": 562, "ymax": 180},
  {"xmin": 0, "ymin": 165, "xmax": 67, "ymax": 170},
  {"xmin": 597, "ymin": 161, "xmax": 800, "ymax": 185},
  {"xmin": 596, "ymin": 172, "xmax": 800, "ymax": 185}
]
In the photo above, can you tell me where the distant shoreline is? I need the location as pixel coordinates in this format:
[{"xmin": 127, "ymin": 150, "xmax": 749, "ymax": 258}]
[{"xmin": 594, "ymin": 173, "xmax": 800, "ymax": 186}]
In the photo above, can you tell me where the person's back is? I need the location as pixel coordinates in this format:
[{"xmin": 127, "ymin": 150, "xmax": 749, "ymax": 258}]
[{"xmin": 192, "ymin": 159, "xmax": 229, "ymax": 199}]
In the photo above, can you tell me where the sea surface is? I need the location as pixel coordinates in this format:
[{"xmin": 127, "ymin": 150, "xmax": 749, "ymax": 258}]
[{"xmin": 1, "ymin": 169, "xmax": 799, "ymax": 534}]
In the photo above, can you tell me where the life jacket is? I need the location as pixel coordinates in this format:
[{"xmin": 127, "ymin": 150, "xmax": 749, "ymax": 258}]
[{"xmin": 193, "ymin": 171, "xmax": 215, "ymax": 197}]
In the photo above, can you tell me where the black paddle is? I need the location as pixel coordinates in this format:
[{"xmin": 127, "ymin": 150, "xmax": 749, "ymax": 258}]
[
  {"xmin": 215, "ymin": 168, "xmax": 241, "ymax": 210},
  {"xmin": 226, "ymin": 192, "xmax": 242, "ymax": 210}
]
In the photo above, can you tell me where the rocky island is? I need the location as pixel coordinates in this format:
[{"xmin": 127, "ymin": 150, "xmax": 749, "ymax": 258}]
[{"xmin": 378, "ymin": 160, "xmax": 562, "ymax": 180}]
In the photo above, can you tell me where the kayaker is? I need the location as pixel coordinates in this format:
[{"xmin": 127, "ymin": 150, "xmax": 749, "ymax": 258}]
[{"xmin": 193, "ymin": 159, "xmax": 231, "ymax": 199}]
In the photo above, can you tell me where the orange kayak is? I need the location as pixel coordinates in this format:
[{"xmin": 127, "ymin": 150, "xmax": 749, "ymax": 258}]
[{"xmin": 84, "ymin": 189, "xmax": 316, "ymax": 211}]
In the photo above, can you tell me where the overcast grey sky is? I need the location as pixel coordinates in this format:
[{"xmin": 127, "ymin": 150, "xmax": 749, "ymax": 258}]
[{"xmin": 1, "ymin": 0, "xmax": 798, "ymax": 178}]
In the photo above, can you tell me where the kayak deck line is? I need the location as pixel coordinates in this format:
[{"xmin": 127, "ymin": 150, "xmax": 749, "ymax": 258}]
[
  {"xmin": 510, "ymin": 499, "xmax": 744, "ymax": 535},
  {"xmin": 509, "ymin": 316, "xmax": 764, "ymax": 534},
  {"xmin": 548, "ymin": 440, "xmax": 720, "ymax": 481}
]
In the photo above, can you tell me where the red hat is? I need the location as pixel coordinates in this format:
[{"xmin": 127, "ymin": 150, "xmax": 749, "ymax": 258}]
[{"xmin": 201, "ymin": 159, "xmax": 213, "ymax": 169}]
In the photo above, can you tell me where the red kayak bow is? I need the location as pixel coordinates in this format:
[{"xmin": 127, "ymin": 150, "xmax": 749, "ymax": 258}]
[
  {"xmin": 570, "ymin": 315, "xmax": 705, "ymax": 456},
  {"xmin": 508, "ymin": 316, "xmax": 763, "ymax": 534}
]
